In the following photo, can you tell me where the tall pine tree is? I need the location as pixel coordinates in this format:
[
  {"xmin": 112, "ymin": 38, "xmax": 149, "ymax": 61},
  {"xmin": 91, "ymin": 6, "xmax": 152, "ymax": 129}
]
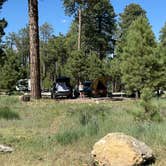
[
  {"xmin": 121, "ymin": 16, "xmax": 157, "ymax": 96},
  {"xmin": 156, "ymin": 23, "xmax": 166, "ymax": 90},
  {"xmin": 82, "ymin": 0, "xmax": 116, "ymax": 59},
  {"xmin": 111, "ymin": 3, "xmax": 147, "ymax": 93},
  {"xmin": 116, "ymin": 3, "xmax": 147, "ymax": 57},
  {"xmin": 28, "ymin": 0, "xmax": 41, "ymax": 99},
  {"xmin": 0, "ymin": 0, "xmax": 7, "ymax": 67}
]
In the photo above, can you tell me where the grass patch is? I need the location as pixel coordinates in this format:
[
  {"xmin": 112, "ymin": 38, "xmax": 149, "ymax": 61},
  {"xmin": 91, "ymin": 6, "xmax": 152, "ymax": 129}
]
[
  {"xmin": 0, "ymin": 96, "xmax": 165, "ymax": 165},
  {"xmin": 54, "ymin": 129, "xmax": 82, "ymax": 145},
  {"xmin": 0, "ymin": 107, "xmax": 20, "ymax": 120}
]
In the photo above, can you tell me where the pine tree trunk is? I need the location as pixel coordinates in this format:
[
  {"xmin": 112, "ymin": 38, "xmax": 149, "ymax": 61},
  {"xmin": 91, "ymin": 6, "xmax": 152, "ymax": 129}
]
[
  {"xmin": 28, "ymin": 0, "xmax": 41, "ymax": 99},
  {"xmin": 78, "ymin": 7, "xmax": 81, "ymax": 50}
]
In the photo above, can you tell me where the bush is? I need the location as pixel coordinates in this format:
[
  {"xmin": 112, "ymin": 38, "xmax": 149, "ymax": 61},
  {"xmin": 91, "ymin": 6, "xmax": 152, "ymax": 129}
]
[{"xmin": 138, "ymin": 88, "xmax": 162, "ymax": 122}]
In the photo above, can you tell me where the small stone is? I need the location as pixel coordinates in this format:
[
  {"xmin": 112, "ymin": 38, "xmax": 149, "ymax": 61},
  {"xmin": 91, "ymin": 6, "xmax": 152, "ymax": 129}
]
[{"xmin": 0, "ymin": 145, "xmax": 14, "ymax": 153}]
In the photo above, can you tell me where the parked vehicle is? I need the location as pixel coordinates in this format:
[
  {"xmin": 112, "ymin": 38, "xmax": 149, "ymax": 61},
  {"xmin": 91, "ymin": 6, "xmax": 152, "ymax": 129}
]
[
  {"xmin": 16, "ymin": 79, "xmax": 30, "ymax": 91},
  {"xmin": 82, "ymin": 77, "xmax": 111, "ymax": 98},
  {"xmin": 51, "ymin": 77, "xmax": 72, "ymax": 99},
  {"xmin": 83, "ymin": 81, "xmax": 92, "ymax": 97}
]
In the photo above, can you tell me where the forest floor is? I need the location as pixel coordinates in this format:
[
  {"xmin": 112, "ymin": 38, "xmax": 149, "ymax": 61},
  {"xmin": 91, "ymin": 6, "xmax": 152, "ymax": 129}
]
[{"xmin": 0, "ymin": 96, "xmax": 166, "ymax": 166}]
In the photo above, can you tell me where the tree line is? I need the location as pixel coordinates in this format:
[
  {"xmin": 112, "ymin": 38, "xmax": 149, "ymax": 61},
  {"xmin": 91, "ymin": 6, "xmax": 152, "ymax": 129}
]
[{"xmin": 0, "ymin": 0, "xmax": 166, "ymax": 98}]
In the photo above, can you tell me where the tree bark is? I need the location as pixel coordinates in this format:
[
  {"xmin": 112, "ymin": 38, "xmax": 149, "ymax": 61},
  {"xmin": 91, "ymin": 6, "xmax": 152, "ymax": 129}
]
[
  {"xmin": 28, "ymin": 0, "xmax": 41, "ymax": 99},
  {"xmin": 78, "ymin": 7, "xmax": 81, "ymax": 50}
]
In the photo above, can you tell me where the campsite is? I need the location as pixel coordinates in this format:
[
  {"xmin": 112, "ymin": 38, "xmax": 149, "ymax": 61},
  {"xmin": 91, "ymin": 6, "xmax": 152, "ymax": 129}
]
[{"xmin": 0, "ymin": 0, "xmax": 166, "ymax": 166}]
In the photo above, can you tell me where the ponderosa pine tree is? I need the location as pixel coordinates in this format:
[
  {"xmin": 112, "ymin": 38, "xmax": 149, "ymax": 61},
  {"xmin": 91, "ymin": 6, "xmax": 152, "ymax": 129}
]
[
  {"xmin": 28, "ymin": 0, "xmax": 41, "ymax": 99},
  {"xmin": 44, "ymin": 34, "xmax": 67, "ymax": 84},
  {"xmin": 65, "ymin": 21, "xmax": 78, "ymax": 53},
  {"xmin": 116, "ymin": 3, "xmax": 146, "ymax": 56},
  {"xmin": 0, "ymin": 49, "xmax": 23, "ymax": 90},
  {"xmin": 39, "ymin": 22, "xmax": 54, "ymax": 81},
  {"xmin": 111, "ymin": 3, "xmax": 147, "ymax": 92},
  {"xmin": 6, "ymin": 26, "xmax": 29, "ymax": 69},
  {"xmin": 119, "ymin": 3, "xmax": 146, "ymax": 35},
  {"xmin": 63, "ymin": 0, "xmax": 85, "ymax": 50},
  {"xmin": 120, "ymin": 16, "xmax": 157, "ymax": 97},
  {"xmin": 65, "ymin": 50, "xmax": 88, "ymax": 85},
  {"xmin": 86, "ymin": 52, "xmax": 104, "ymax": 80},
  {"xmin": 82, "ymin": 0, "xmax": 116, "ymax": 59},
  {"xmin": 0, "ymin": 0, "xmax": 7, "ymax": 41},
  {"xmin": 156, "ymin": 23, "xmax": 166, "ymax": 91}
]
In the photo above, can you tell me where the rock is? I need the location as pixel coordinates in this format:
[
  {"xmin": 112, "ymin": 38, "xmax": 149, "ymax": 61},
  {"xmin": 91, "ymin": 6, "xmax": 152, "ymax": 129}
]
[
  {"xmin": 91, "ymin": 132, "xmax": 155, "ymax": 166},
  {"xmin": 0, "ymin": 145, "xmax": 13, "ymax": 153}
]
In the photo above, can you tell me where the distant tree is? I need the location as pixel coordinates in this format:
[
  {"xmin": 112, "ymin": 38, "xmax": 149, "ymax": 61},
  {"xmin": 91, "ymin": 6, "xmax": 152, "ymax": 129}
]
[
  {"xmin": 63, "ymin": 0, "xmax": 85, "ymax": 50},
  {"xmin": 108, "ymin": 58, "xmax": 122, "ymax": 92},
  {"xmin": 0, "ymin": 18, "xmax": 7, "ymax": 43},
  {"xmin": 42, "ymin": 34, "xmax": 67, "ymax": 86},
  {"xmin": 0, "ymin": 0, "xmax": 7, "ymax": 67},
  {"xmin": 0, "ymin": 0, "xmax": 7, "ymax": 9},
  {"xmin": 0, "ymin": 0, "xmax": 7, "ymax": 40},
  {"xmin": 5, "ymin": 26, "xmax": 29, "ymax": 76},
  {"xmin": 65, "ymin": 50, "xmax": 88, "ymax": 85},
  {"xmin": 160, "ymin": 23, "xmax": 166, "ymax": 43},
  {"xmin": 82, "ymin": 0, "xmax": 116, "ymax": 59},
  {"xmin": 119, "ymin": 3, "xmax": 146, "ymax": 35},
  {"xmin": 156, "ymin": 23, "xmax": 166, "ymax": 91},
  {"xmin": 40, "ymin": 22, "xmax": 53, "ymax": 43},
  {"xmin": 86, "ymin": 52, "xmax": 105, "ymax": 80},
  {"xmin": 28, "ymin": 0, "xmax": 41, "ymax": 98},
  {"xmin": 63, "ymin": 0, "xmax": 116, "ymax": 59},
  {"xmin": 0, "ymin": 49, "xmax": 24, "ymax": 90},
  {"xmin": 120, "ymin": 16, "xmax": 157, "ymax": 97},
  {"xmin": 116, "ymin": 3, "xmax": 146, "ymax": 55},
  {"xmin": 39, "ymin": 22, "xmax": 54, "ymax": 81},
  {"xmin": 112, "ymin": 3, "xmax": 147, "ymax": 92},
  {"xmin": 65, "ymin": 21, "xmax": 78, "ymax": 53}
]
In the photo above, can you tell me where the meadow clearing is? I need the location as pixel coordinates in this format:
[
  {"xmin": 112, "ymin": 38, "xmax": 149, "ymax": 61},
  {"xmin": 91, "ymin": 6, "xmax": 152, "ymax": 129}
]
[{"xmin": 0, "ymin": 96, "xmax": 165, "ymax": 166}]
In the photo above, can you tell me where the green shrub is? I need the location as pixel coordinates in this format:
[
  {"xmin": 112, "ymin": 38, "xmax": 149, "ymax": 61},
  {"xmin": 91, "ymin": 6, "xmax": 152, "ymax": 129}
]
[{"xmin": 139, "ymin": 88, "xmax": 162, "ymax": 122}]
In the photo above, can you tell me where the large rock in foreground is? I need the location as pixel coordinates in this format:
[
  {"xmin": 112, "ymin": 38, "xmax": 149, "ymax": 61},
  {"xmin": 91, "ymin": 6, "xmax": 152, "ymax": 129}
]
[
  {"xmin": 91, "ymin": 133, "xmax": 155, "ymax": 166},
  {"xmin": 0, "ymin": 144, "xmax": 13, "ymax": 153}
]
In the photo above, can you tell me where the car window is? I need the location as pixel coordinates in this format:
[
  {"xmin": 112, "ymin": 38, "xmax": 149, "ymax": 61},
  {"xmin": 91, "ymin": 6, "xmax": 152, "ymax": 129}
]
[{"xmin": 56, "ymin": 82, "xmax": 69, "ymax": 91}]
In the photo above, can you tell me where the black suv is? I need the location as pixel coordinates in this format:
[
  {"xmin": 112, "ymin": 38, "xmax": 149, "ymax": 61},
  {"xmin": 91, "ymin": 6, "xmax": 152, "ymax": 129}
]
[{"xmin": 51, "ymin": 77, "xmax": 72, "ymax": 99}]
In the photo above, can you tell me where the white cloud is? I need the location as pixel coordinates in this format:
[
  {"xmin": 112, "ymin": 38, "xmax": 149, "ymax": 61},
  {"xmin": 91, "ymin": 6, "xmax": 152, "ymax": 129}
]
[{"xmin": 61, "ymin": 19, "xmax": 67, "ymax": 23}]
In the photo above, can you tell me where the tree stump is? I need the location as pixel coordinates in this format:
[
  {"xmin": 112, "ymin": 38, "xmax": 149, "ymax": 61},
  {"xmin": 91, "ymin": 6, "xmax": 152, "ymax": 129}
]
[{"xmin": 20, "ymin": 94, "xmax": 30, "ymax": 102}]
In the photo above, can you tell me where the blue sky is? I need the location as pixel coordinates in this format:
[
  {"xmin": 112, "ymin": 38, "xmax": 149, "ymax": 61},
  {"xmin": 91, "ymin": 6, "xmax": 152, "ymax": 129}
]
[{"xmin": 1, "ymin": 0, "xmax": 166, "ymax": 39}]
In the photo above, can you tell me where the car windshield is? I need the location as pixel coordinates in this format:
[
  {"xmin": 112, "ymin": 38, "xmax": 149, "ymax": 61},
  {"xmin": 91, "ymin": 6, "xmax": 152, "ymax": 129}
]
[{"xmin": 56, "ymin": 82, "xmax": 69, "ymax": 91}]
